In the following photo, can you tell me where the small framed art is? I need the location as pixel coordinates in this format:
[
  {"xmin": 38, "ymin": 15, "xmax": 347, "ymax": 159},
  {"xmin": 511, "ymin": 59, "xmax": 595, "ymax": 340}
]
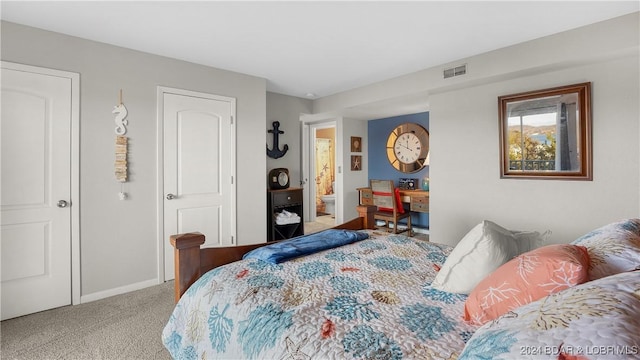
[
  {"xmin": 350, "ymin": 136, "xmax": 362, "ymax": 152},
  {"xmin": 351, "ymin": 155, "xmax": 362, "ymax": 171}
]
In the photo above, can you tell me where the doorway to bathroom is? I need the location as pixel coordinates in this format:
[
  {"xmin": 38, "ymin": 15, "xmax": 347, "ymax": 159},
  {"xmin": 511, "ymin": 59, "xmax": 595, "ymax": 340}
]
[{"xmin": 306, "ymin": 122, "xmax": 337, "ymax": 228}]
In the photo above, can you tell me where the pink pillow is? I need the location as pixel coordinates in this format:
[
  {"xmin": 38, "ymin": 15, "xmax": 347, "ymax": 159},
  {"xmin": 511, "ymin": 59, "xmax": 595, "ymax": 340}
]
[{"xmin": 464, "ymin": 244, "xmax": 590, "ymax": 325}]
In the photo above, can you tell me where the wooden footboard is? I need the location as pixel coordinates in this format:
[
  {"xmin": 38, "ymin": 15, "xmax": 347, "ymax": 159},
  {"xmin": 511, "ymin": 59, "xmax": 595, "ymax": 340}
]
[{"xmin": 170, "ymin": 215, "xmax": 373, "ymax": 302}]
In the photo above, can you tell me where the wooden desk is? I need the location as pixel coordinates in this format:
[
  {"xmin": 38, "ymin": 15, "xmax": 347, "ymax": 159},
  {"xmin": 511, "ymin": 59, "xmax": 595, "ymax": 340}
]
[{"xmin": 356, "ymin": 187, "xmax": 429, "ymax": 213}]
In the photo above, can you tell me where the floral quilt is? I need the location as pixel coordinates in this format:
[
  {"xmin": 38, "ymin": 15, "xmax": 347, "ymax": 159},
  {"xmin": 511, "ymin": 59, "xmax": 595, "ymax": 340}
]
[
  {"xmin": 459, "ymin": 270, "xmax": 640, "ymax": 360},
  {"xmin": 163, "ymin": 230, "xmax": 479, "ymax": 359}
]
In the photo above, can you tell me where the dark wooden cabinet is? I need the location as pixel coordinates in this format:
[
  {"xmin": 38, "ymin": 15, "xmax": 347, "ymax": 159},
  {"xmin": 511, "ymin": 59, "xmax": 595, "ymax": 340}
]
[{"xmin": 267, "ymin": 188, "xmax": 304, "ymax": 242}]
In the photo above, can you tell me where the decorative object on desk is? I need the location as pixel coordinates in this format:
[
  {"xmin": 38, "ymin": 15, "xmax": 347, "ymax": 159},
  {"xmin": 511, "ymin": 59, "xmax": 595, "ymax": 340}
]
[
  {"xmin": 351, "ymin": 155, "xmax": 362, "ymax": 171},
  {"xmin": 350, "ymin": 136, "xmax": 362, "ymax": 152},
  {"xmin": 499, "ymin": 82, "xmax": 592, "ymax": 180},
  {"xmin": 386, "ymin": 122, "xmax": 429, "ymax": 173},
  {"xmin": 422, "ymin": 177, "xmax": 430, "ymax": 191},
  {"xmin": 268, "ymin": 168, "xmax": 290, "ymax": 190},
  {"xmin": 266, "ymin": 121, "xmax": 289, "ymax": 159},
  {"xmin": 398, "ymin": 178, "xmax": 418, "ymax": 190}
]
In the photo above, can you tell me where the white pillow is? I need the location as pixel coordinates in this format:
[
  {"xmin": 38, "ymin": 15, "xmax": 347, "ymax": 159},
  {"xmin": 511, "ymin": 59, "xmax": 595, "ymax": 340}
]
[
  {"xmin": 432, "ymin": 220, "xmax": 522, "ymax": 294},
  {"xmin": 511, "ymin": 229, "xmax": 550, "ymax": 253}
]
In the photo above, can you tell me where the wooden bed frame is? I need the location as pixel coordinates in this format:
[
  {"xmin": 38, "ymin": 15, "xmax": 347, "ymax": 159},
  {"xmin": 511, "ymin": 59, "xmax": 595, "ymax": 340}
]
[{"xmin": 169, "ymin": 208, "xmax": 376, "ymax": 302}]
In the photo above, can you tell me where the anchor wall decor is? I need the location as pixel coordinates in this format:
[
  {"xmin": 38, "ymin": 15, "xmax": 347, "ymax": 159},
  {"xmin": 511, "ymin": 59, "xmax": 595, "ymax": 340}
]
[{"xmin": 266, "ymin": 121, "xmax": 289, "ymax": 159}]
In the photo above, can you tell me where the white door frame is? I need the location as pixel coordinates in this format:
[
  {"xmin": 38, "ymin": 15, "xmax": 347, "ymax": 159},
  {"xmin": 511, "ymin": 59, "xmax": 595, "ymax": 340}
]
[
  {"xmin": 1, "ymin": 61, "xmax": 81, "ymax": 305},
  {"xmin": 155, "ymin": 86, "xmax": 237, "ymax": 283},
  {"xmin": 301, "ymin": 119, "xmax": 338, "ymax": 223}
]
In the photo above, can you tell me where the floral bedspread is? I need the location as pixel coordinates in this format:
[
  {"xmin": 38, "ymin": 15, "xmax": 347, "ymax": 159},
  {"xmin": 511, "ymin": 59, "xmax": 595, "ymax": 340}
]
[{"xmin": 163, "ymin": 230, "xmax": 479, "ymax": 359}]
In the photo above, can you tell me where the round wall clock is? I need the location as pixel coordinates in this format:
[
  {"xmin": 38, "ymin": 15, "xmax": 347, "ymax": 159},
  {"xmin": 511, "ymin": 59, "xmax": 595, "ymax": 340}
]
[{"xmin": 386, "ymin": 123, "xmax": 429, "ymax": 173}]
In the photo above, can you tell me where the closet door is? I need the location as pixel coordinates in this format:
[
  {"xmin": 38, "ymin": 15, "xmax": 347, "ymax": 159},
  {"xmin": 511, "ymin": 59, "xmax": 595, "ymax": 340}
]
[
  {"xmin": 1, "ymin": 63, "xmax": 74, "ymax": 320},
  {"xmin": 160, "ymin": 88, "xmax": 236, "ymax": 281}
]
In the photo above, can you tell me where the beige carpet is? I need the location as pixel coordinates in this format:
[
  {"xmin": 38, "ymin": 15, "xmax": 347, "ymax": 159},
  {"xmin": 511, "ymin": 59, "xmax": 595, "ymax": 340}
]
[{"xmin": 1, "ymin": 281, "xmax": 175, "ymax": 360}]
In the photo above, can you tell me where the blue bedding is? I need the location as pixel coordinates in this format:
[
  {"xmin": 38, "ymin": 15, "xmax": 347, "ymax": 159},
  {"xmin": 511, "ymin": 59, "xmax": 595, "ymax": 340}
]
[
  {"xmin": 163, "ymin": 230, "xmax": 478, "ymax": 359},
  {"xmin": 243, "ymin": 229, "xmax": 369, "ymax": 263}
]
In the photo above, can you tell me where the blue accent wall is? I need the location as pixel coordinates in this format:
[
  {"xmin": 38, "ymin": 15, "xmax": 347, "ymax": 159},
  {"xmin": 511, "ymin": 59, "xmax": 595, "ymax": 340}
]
[{"xmin": 368, "ymin": 112, "xmax": 429, "ymax": 228}]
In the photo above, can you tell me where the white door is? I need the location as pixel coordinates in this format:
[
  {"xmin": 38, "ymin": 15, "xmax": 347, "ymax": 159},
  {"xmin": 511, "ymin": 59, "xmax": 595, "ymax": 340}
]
[
  {"xmin": 1, "ymin": 64, "xmax": 73, "ymax": 320},
  {"xmin": 161, "ymin": 89, "xmax": 236, "ymax": 280}
]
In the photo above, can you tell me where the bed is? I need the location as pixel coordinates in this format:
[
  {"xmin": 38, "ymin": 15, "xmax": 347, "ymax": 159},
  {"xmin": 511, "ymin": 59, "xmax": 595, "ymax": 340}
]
[{"xmin": 163, "ymin": 217, "xmax": 640, "ymax": 359}]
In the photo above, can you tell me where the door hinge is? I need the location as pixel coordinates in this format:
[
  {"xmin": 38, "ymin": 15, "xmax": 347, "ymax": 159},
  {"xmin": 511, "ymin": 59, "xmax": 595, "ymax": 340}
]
[
  {"xmin": 231, "ymin": 235, "xmax": 235, "ymax": 244},
  {"xmin": 231, "ymin": 176, "xmax": 234, "ymax": 184},
  {"xmin": 230, "ymin": 115, "xmax": 234, "ymax": 125}
]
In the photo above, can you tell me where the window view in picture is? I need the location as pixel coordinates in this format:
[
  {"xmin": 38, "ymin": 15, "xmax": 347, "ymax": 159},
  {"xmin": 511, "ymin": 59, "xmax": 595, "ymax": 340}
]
[{"xmin": 499, "ymin": 83, "xmax": 592, "ymax": 180}]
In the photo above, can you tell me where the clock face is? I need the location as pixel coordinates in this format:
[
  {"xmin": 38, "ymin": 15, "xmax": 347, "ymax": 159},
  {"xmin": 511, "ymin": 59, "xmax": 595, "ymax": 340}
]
[
  {"xmin": 277, "ymin": 171, "xmax": 289, "ymax": 186},
  {"xmin": 393, "ymin": 132, "xmax": 421, "ymax": 164},
  {"xmin": 386, "ymin": 123, "xmax": 429, "ymax": 173}
]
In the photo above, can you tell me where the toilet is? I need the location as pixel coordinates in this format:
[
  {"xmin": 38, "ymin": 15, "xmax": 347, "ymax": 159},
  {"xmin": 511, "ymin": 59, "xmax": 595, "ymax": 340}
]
[{"xmin": 320, "ymin": 182, "xmax": 336, "ymax": 215}]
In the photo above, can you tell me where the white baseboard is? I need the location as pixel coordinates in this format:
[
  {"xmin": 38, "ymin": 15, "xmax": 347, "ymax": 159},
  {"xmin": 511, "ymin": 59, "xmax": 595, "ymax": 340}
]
[{"xmin": 80, "ymin": 278, "xmax": 159, "ymax": 304}]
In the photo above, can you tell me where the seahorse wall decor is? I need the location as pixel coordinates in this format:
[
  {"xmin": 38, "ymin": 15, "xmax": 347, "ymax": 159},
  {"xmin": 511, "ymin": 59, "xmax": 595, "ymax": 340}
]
[
  {"xmin": 113, "ymin": 89, "xmax": 128, "ymax": 135},
  {"xmin": 114, "ymin": 89, "xmax": 128, "ymax": 183},
  {"xmin": 113, "ymin": 103, "xmax": 128, "ymax": 135},
  {"xmin": 267, "ymin": 121, "xmax": 289, "ymax": 159}
]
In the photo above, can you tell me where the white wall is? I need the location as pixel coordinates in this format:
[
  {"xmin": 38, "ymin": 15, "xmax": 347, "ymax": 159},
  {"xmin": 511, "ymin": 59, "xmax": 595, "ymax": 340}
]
[
  {"xmin": 314, "ymin": 13, "xmax": 639, "ymax": 117},
  {"xmin": 316, "ymin": 13, "xmax": 639, "ymax": 246},
  {"xmin": 1, "ymin": 21, "xmax": 267, "ymax": 297},
  {"xmin": 338, "ymin": 118, "xmax": 369, "ymax": 223},
  {"xmin": 266, "ymin": 92, "xmax": 312, "ymax": 188},
  {"xmin": 430, "ymin": 55, "xmax": 640, "ymax": 246}
]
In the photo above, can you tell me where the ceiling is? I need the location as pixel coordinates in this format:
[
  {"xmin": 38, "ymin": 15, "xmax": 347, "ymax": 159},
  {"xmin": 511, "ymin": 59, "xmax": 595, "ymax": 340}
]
[{"xmin": 2, "ymin": 1, "xmax": 638, "ymax": 100}]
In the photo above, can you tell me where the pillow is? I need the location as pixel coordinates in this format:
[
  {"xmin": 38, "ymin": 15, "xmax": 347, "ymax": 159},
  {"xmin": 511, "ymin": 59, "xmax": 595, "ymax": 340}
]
[
  {"xmin": 459, "ymin": 270, "xmax": 640, "ymax": 360},
  {"xmin": 571, "ymin": 218, "xmax": 640, "ymax": 280},
  {"xmin": 375, "ymin": 188, "xmax": 405, "ymax": 214},
  {"xmin": 431, "ymin": 220, "xmax": 522, "ymax": 294},
  {"xmin": 511, "ymin": 229, "xmax": 550, "ymax": 254},
  {"xmin": 464, "ymin": 244, "xmax": 590, "ymax": 325}
]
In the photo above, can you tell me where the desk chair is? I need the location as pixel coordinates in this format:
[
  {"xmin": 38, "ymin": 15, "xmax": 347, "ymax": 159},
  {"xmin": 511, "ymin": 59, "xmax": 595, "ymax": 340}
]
[{"xmin": 370, "ymin": 179, "xmax": 412, "ymax": 236}]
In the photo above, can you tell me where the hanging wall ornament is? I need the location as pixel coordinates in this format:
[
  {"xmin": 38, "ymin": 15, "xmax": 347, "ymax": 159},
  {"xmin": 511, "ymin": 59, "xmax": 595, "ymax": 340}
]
[
  {"xmin": 266, "ymin": 121, "xmax": 288, "ymax": 159},
  {"xmin": 113, "ymin": 90, "xmax": 128, "ymax": 135},
  {"xmin": 114, "ymin": 90, "xmax": 128, "ymax": 183}
]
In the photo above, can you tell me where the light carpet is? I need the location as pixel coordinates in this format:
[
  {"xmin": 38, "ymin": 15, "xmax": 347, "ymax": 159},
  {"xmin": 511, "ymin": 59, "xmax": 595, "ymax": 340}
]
[{"xmin": 1, "ymin": 281, "xmax": 175, "ymax": 360}]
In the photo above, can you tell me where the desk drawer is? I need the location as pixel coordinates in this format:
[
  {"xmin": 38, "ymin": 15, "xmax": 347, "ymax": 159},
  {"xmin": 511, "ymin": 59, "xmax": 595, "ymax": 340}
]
[
  {"xmin": 272, "ymin": 190, "xmax": 302, "ymax": 207},
  {"xmin": 410, "ymin": 196, "xmax": 429, "ymax": 213},
  {"xmin": 360, "ymin": 190, "xmax": 373, "ymax": 206}
]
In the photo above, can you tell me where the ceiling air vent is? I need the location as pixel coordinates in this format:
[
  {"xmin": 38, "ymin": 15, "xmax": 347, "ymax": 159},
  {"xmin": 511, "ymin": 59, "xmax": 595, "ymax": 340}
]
[{"xmin": 443, "ymin": 64, "xmax": 467, "ymax": 79}]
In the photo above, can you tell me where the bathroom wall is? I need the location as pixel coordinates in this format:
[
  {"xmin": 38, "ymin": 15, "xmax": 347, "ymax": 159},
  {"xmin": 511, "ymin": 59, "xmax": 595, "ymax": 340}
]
[{"xmin": 315, "ymin": 128, "xmax": 336, "ymax": 213}]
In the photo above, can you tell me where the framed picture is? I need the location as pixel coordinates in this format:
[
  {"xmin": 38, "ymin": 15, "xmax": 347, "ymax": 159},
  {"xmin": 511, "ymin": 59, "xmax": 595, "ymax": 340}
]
[
  {"xmin": 351, "ymin": 155, "xmax": 362, "ymax": 171},
  {"xmin": 350, "ymin": 136, "xmax": 362, "ymax": 152},
  {"xmin": 498, "ymin": 82, "xmax": 592, "ymax": 180}
]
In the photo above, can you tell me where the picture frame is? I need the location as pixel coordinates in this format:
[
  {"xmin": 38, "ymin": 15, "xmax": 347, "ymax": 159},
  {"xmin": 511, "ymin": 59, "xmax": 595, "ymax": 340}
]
[
  {"xmin": 351, "ymin": 155, "xmax": 362, "ymax": 171},
  {"xmin": 498, "ymin": 82, "xmax": 592, "ymax": 180},
  {"xmin": 350, "ymin": 136, "xmax": 362, "ymax": 152}
]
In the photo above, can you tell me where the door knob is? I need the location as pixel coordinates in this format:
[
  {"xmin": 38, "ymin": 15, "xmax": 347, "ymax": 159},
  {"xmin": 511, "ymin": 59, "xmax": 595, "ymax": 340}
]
[
  {"xmin": 166, "ymin": 193, "xmax": 176, "ymax": 200},
  {"xmin": 57, "ymin": 200, "xmax": 69, "ymax": 208}
]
